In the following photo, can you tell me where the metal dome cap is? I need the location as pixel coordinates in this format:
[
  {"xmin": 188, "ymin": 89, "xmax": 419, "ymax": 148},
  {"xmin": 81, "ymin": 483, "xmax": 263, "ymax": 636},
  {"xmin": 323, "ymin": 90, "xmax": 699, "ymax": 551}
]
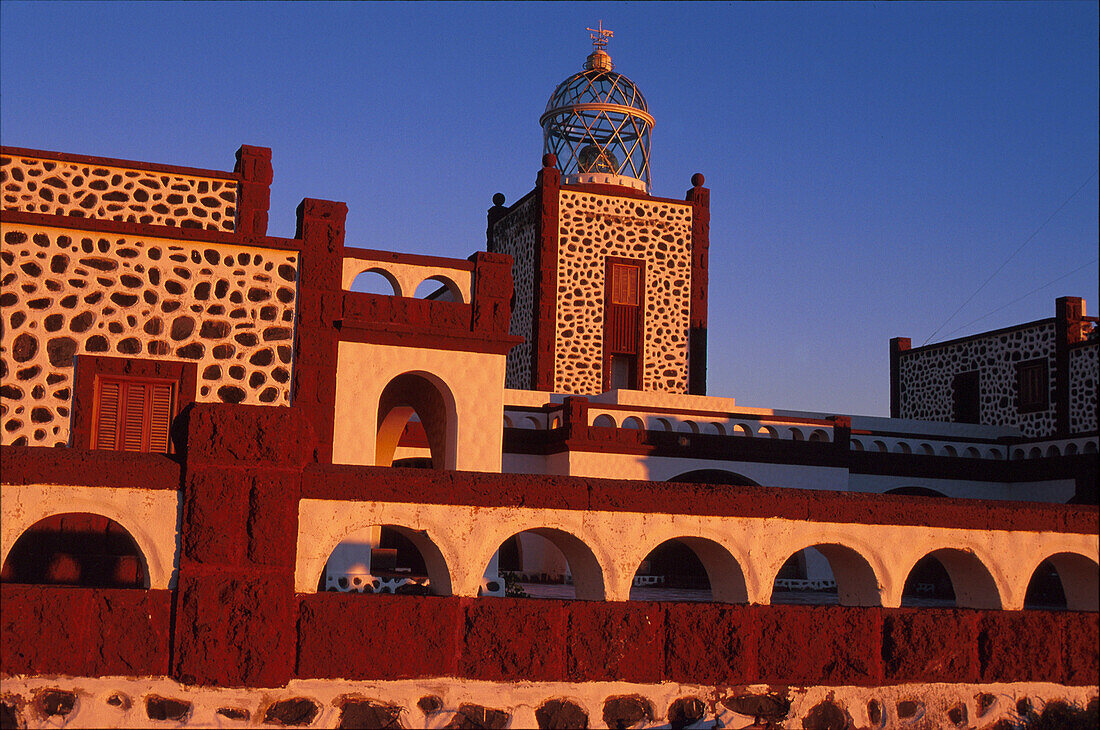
[{"xmin": 540, "ymin": 24, "xmax": 654, "ymax": 192}]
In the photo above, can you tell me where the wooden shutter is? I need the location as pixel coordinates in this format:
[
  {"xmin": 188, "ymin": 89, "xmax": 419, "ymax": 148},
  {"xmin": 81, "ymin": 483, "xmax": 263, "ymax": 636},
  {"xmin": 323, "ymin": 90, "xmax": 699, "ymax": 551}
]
[
  {"xmin": 94, "ymin": 376, "xmax": 175, "ymax": 453},
  {"xmin": 610, "ymin": 263, "xmax": 639, "ymax": 305},
  {"xmin": 608, "ymin": 263, "xmax": 641, "ymax": 354},
  {"xmin": 94, "ymin": 380, "xmax": 121, "ymax": 450}
]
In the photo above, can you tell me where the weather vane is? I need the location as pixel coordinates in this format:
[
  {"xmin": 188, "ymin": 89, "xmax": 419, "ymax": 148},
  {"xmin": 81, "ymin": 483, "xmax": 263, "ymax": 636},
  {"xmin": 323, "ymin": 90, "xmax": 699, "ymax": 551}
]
[{"xmin": 587, "ymin": 21, "xmax": 613, "ymax": 52}]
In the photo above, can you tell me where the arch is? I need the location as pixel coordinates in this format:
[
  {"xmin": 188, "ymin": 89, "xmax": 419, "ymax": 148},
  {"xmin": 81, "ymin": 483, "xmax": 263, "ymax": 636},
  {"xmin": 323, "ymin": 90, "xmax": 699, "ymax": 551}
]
[
  {"xmin": 678, "ymin": 420, "xmax": 700, "ymax": 434},
  {"xmin": 942, "ymin": 445, "xmax": 959, "ymax": 457},
  {"xmin": 706, "ymin": 422, "xmax": 726, "ymax": 436},
  {"xmin": 872, "ymin": 440, "xmax": 887, "ymax": 453},
  {"xmin": 621, "ymin": 416, "xmax": 644, "ymax": 430},
  {"xmin": 987, "ymin": 448, "xmax": 1003, "ymax": 460},
  {"xmin": 809, "ymin": 429, "xmax": 829, "ymax": 443},
  {"xmin": 318, "ymin": 523, "xmax": 452, "ymax": 596},
  {"xmin": 1025, "ymin": 552, "xmax": 1098, "ymax": 611},
  {"xmin": 901, "ymin": 548, "xmax": 1002, "ymax": 609},
  {"xmin": 1046, "ymin": 444, "xmax": 1062, "ymax": 457},
  {"xmin": 350, "ymin": 268, "xmax": 402, "ymax": 297},
  {"xmin": 375, "ymin": 372, "xmax": 457, "ymax": 469},
  {"xmin": 919, "ymin": 443, "xmax": 936, "ymax": 455},
  {"xmin": 413, "ymin": 274, "xmax": 464, "ymax": 303},
  {"xmin": 502, "ymin": 414, "xmax": 514, "ymax": 429},
  {"xmin": 1012, "ymin": 448, "xmax": 1026, "ymax": 459},
  {"xmin": 758, "ymin": 425, "xmax": 779, "ymax": 438},
  {"xmin": 789, "ymin": 427, "xmax": 805, "ymax": 441},
  {"xmin": 770, "ymin": 542, "xmax": 883, "ymax": 606},
  {"xmin": 592, "ymin": 414, "xmax": 616, "ymax": 428},
  {"xmin": 963, "ymin": 446, "xmax": 981, "ymax": 458},
  {"xmin": 893, "ymin": 441, "xmax": 912, "ymax": 454},
  {"xmin": 523, "ymin": 416, "xmax": 542, "ymax": 430},
  {"xmin": 1064, "ymin": 443, "xmax": 1078, "ymax": 456},
  {"xmin": 733, "ymin": 423, "xmax": 754, "ymax": 437},
  {"xmin": 885, "ymin": 486, "xmax": 948, "ymax": 498},
  {"xmin": 653, "ymin": 418, "xmax": 674, "ymax": 432},
  {"xmin": 1084, "ymin": 441, "xmax": 1097, "ymax": 455},
  {"xmin": 484, "ymin": 528, "xmax": 605, "ymax": 600},
  {"xmin": 1, "ymin": 513, "xmax": 149, "ymax": 589},
  {"xmin": 850, "ymin": 438, "xmax": 864, "ymax": 451},
  {"xmin": 630, "ymin": 536, "xmax": 748, "ymax": 603},
  {"xmin": 1028, "ymin": 447, "xmax": 1042, "ymax": 459},
  {"xmin": 667, "ymin": 469, "xmax": 761, "ymax": 487}
]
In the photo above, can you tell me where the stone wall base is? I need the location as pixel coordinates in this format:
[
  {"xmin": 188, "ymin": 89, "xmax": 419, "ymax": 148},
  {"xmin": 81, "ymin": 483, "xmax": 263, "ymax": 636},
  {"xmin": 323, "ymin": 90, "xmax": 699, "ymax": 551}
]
[{"xmin": 0, "ymin": 674, "xmax": 1096, "ymax": 729}]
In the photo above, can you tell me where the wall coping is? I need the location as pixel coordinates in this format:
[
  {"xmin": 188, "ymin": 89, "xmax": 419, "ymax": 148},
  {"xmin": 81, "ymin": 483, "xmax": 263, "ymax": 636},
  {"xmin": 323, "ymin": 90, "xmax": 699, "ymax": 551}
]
[{"xmin": 1, "ymin": 145, "xmax": 241, "ymax": 182}]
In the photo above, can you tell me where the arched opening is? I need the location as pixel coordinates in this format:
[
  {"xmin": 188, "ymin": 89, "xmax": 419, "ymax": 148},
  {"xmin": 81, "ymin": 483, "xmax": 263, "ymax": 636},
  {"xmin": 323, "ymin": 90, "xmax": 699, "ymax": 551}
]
[
  {"xmin": 964, "ymin": 447, "xmax": 981, "ymax": 458},
  {"xmin": 630, "ymin": 537, "xmax": 747, "ymax": 603},
  {"xmin": 621, "ymin": 416, "xmax": 644, "ymax": 430},
  {"xmin": 919, "ymin": 443, "xmax": 936, "ymax": 455},
  {"xmin": 1028, "ymin": 447, "xmax": 1042, "ymax": 459},
  {"xmin": 987, "ymin": 448, "xmax": 1003, "ymax": 460},
  {"xmin": 1065, "ymin": 443, "xmax": 1078, "ymax": 456},
  {"xmin": 1084, "ymin": 442, "xmax": 1097, "ymax": 455},
  {"xmin": 893, "ymin": 442, "xmax": 912, "ymax": 454},
  {"xmin": 885, "ymin": 486, "xmax": 949, "ymax": 498},
  {"xmin": 375, "ymin": 372, "xmax": 456, "ymax": 469},
  {"xmin": 901, "ymin": 548, "xmax": 1001, "ymax": 609},
  {"xmin": 667, "ymin": 469, "xmax": 761, "ymax": 487},
  {"xmin": 503, "ymin": 415, "xmax": 514, "ymax": 429},
  {"xmin": 653, "ymin": 418, "xmax": 673, "ymax": 432},
  {"xmin": 592, "ymin": 414, "xmax": 616, "ymax": 428},
  {"xmin": 758, "ymin": 426, "xmax": 778, "ymax": 438},
  {"xmin": 413, "ymin": 275, "xmax": 463, "ymax": 303},
  {"xmin": 1012, "ymin": 448, "xmax": 1026, "ymax": 459},
  {"xmin": 771, "ymin": 543, "xmax": 881, "ymax": 606},
  {"xmin": 318, "ymin": 524, "xmax": 451, "ymax": 596},
  {"xmin": 942, "ymin": 445, "xmax": 959, "ymax": 457},
  {"xmin": 850, "ymin": 439, "xmax": 864, "ymax": 451},
  {"xmin": 809, "ymin": 429, "xmax": 829, "ymax": 443},
  {"xmin": 706, "ymin": 422, "xmax": 726, "ymax": 435},
  {"xmin": 350, "ymin": 268, "xmax": 402, "ymax": 297},
  {"xmin": 872, "ymin": 440, "xmax": 887, "ymax": 453},
  {"xmin": 484, "ymin": 528, "xmax": 604, "ymax": 600},
  {"xmin": 1, "ymin": 513, "xmax": 148, "ymax": 589},
  {"xmin": 733, "ymin": 423, "xmax": 754, "ymax": 437},
  {"xmin": 678, "ymin": 420, "xmax": 700, "ymax": 434},
  {"xmin": 1046, "ymin": 444, "xmax": 1062, "ymax": 457},
  {"xmin": 789, "ymin": 427, "xmax": 805, "ymax": 441},
  {"xmin": 523, "ymin": 416, "xmax": 542, "ymax": 430},
  {"xmin": 1025, "ymin": 553, "xmax": 1098, "ymax": 611}
]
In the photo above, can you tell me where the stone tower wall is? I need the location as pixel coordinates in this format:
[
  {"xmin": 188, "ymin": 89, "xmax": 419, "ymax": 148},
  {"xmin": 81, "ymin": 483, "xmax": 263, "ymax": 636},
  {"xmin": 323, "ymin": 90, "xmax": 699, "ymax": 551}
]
[
  {"xmin": 554, "ymin": 189, "xmax": 692, "ymax": 395},
  {"xmin": 489, "ymin": 194, "xmax": 537, "ymax": 390}
]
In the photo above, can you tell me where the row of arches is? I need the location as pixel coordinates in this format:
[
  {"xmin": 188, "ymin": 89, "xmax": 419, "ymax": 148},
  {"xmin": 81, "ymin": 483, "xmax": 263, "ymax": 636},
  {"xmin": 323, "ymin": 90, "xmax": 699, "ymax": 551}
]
[
  {"xmin": 6, "ymin": 512, "xmax": 1096, "ymax": 613},
  {"xmin": 505, "ymin": 412, "xmax": 832, "ymax": 442},
  {"xmin": 350, "ymin": 269, "xmax": 466, "ymax": 302}
]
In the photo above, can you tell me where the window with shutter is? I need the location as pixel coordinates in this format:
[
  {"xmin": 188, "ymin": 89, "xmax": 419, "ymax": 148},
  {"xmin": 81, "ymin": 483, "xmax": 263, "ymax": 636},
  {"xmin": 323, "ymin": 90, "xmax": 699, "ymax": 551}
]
[
  {"xmin": 604, "ymin": 259, "xmax": 644, "ymax": 391},
  {"xmin": 93, "ymin": 376, "xmax": 177, "ymax": 453},
  {"xmin": 1017, "ymin": 360, "xmax": 1049, "ymax": 413}
]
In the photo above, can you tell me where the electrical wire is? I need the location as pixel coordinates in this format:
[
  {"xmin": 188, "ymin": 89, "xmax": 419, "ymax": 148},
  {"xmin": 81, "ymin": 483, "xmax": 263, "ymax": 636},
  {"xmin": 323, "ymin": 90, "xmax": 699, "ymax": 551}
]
[
  {"xmin": 921, "ymin": 168, "xmax": 1099, "ymax": 345},
  {"xmin": 942, "ymin": 257, "xmax": 1099, "ymax": 339}
]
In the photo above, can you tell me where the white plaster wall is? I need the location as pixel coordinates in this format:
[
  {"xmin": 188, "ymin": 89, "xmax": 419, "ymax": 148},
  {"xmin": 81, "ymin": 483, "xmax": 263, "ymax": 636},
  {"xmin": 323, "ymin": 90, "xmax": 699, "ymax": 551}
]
[
  {"xmin": 332, "ymin": 341, "xmax": 506, "ymax": 473},
  {"xmin": 342, "ymin": 258, "xmax": 472, "ymax": 302},
  {"xmin": 0, "ymin": 484, "xmax": 179, "ymax": 589},
  {"xmin": 3, "ymin": 675, "xmax": 1094, "ymax": 730},
  {"xmin": 296, "ymin": 498, "xmax": 1098, "ymax": 610}
]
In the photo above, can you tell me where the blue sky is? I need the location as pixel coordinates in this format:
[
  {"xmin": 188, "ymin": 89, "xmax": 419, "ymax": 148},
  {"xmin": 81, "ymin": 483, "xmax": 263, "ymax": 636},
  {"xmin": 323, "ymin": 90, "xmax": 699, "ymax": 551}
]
[{"xmin": 3, "ymin": 2, "xmax": 1097, "ymax": 416}]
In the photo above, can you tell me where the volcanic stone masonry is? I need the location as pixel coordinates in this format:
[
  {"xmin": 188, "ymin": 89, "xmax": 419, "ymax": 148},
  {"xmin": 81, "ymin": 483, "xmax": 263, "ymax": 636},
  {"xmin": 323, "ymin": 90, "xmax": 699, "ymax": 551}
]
[{"xmin": 0, "ymin": 227, "xmax": 297, "ymax": 447}]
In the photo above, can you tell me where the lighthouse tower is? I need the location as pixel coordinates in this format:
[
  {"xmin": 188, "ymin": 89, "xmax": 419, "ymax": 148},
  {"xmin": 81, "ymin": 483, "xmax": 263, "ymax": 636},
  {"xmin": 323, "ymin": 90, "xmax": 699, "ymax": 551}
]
[{"xmin": 488, "ymin": 26, "xmax": 710, "ymax": 396}]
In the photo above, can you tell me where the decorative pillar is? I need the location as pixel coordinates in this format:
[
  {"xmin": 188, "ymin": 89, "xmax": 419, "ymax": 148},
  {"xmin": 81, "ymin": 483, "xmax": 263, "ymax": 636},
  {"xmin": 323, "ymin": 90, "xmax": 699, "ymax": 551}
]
[
  {"xmin": 686, "ymin": 173, "xmax": 710, "ymax": 395},
  {"xmin": 533, "ymin": 154, "xmax": 561, "ymax": 391},
  {"xmin": 470, "ymin": 251, "xmax": 515, "ymax": 337},
  {"xmin": 172, "ymin": 404, "xmax": 314, "ymax": 687},
  {"xmin": 292, "ymin": 199, "xmax": 347, "ymax": 463},
  {"xmin": 889, "ymin": 337, "xmax": 911, "ymax": 419},
  {"xmin": 233, "ymin": 145, "xmax": 273, "ymax": 238},
  {"xmin": 486, "ymin": 192, "xmax": 508, "ymax": 251}
]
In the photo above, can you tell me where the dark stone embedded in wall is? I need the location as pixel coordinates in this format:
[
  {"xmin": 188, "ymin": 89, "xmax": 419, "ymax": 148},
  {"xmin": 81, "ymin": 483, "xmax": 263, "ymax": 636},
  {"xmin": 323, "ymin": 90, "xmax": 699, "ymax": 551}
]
[
  {"xmin": 977, "ymin": 693, "xmax": 997, "ymax": 718},
  {"xmin": 263, "ymin": 698, "xmax": 320, "ymax": 726},
  {"xmin": 667, "ymin": 697, "xmax": 705, "ymax": 730},
  {"xmin": 336, "ymin": 698, "xmax": 403, "ymax": 729},
  {"xmin": 418, "ymin": 696, "xmax": 443, "ymax": 715},
  {"xmin": 1, "ymin": 696, "xmax": 21, "ymax": 728},
  {"xmin": 602, "ymin": 695, "xmax": 654, "ymax": 730},
  {"xmin": 106, "ymin": 693, "xmax": 132, "ymax": 710},
  {"xmin": 145, "ymin": 695, "xmax": 191, "ymax": 722},
  {"xmin": 947, "ymin": 702, "xmax": 968, "ymax": 726},
  {"xmin": 443, "ymin": 703, "xmax": 510, "ymax": 730},
  {"xmin": 722, "ymin": 693, "xmax": 791, "ymax": 725},
  {"xmin": 800, "ymin": 699, "xmax": 851, "ymax": 730},
  {"xmin": 35, "ymin": 689, "xmax": 75, "ymax": 718},
  {"xmin": 866, "ymin": 699, "xmax": 881, "ymax": 725},
  {"xmin": 535, "ymin": 699, "xmax": 588, "ymax": 730},
  {"xmin": 217, "ymin": 707, "xmax": 250, "ymax": 721},
  {"xmin": 896, "ymin": 699, "xmax": 921, "ymax": 719}
]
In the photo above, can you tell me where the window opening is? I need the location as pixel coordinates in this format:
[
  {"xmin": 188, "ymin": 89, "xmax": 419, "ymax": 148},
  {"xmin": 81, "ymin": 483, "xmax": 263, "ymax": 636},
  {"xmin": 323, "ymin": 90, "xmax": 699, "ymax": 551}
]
[
  {"xmin": 93, "ymin": 376, "xmax": 176, "ymax": 453},
  {"xmin": 1017, "ymin": 360, "xmax": 1048, "ymax": 413},
  {"xmin": 952, "ymin": 371, "xmax": 980, "ymax": 424}
]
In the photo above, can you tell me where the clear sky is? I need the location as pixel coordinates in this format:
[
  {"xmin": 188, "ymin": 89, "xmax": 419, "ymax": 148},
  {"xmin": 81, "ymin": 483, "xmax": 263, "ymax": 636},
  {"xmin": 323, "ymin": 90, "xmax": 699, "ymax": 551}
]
[{"xmin": 3, "ymin": 2, "xmax": 1097, "ymax": 416}]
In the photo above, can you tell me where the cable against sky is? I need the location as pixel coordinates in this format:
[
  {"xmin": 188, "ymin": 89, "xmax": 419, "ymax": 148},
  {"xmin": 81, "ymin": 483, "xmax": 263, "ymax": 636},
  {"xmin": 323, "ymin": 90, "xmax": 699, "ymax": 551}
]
[
  {"xmin": 922, "ymin": 168, "xmax": 1099, "ymax": 346},
  {"xmin": 943, "ymin": 257, "xmax": 1100, "ymax": 339}
]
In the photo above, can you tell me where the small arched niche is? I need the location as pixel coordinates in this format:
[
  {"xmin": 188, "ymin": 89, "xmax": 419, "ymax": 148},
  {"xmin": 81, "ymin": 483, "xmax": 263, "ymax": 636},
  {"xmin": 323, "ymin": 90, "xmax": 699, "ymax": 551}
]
[
  {"xmin": 667, "ymin": 469, "xmax": 761, "ymax": 487},
  {"xmin": 592, "ymin": 414, "xmax": 616, "ymax": 428},
  {"xmin": 621, "ymin": 416, "xmax": 645, "ymax": 430},
  {"xmin": 771, "ymin": 543, "xmax": 881, "ymax": 606},
  {"xmin": 350, "ymin": 268, "xmax": 402, "ymax": 297},
  {"xmin": 375, "ymin": 371, "xmax": 457, "ymax": 470},
  {"xmin": 901, "ymin": 548, "xmax": 1001, "ymax": 609},
  {"xmin": 483, "ymin": 528, "xmax": 604, "ymax": 601},
  {"xmin": 630, "ymin": 537, "xmax": 747, "ymax": 603},
  {"xmin": 318, "ymin": 524, "xmax": 451, "ymax": 596},
  {"xmin": 1024, "ymin": 553, "xmax": 1098, "ymax": 611},
  {"xmin": 413, "ymin": 275, "xmax": 464, "ymax": 303},
  {"xmin": 1, "ymin": 513, "xmax": 148, "ymax": 589}
]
